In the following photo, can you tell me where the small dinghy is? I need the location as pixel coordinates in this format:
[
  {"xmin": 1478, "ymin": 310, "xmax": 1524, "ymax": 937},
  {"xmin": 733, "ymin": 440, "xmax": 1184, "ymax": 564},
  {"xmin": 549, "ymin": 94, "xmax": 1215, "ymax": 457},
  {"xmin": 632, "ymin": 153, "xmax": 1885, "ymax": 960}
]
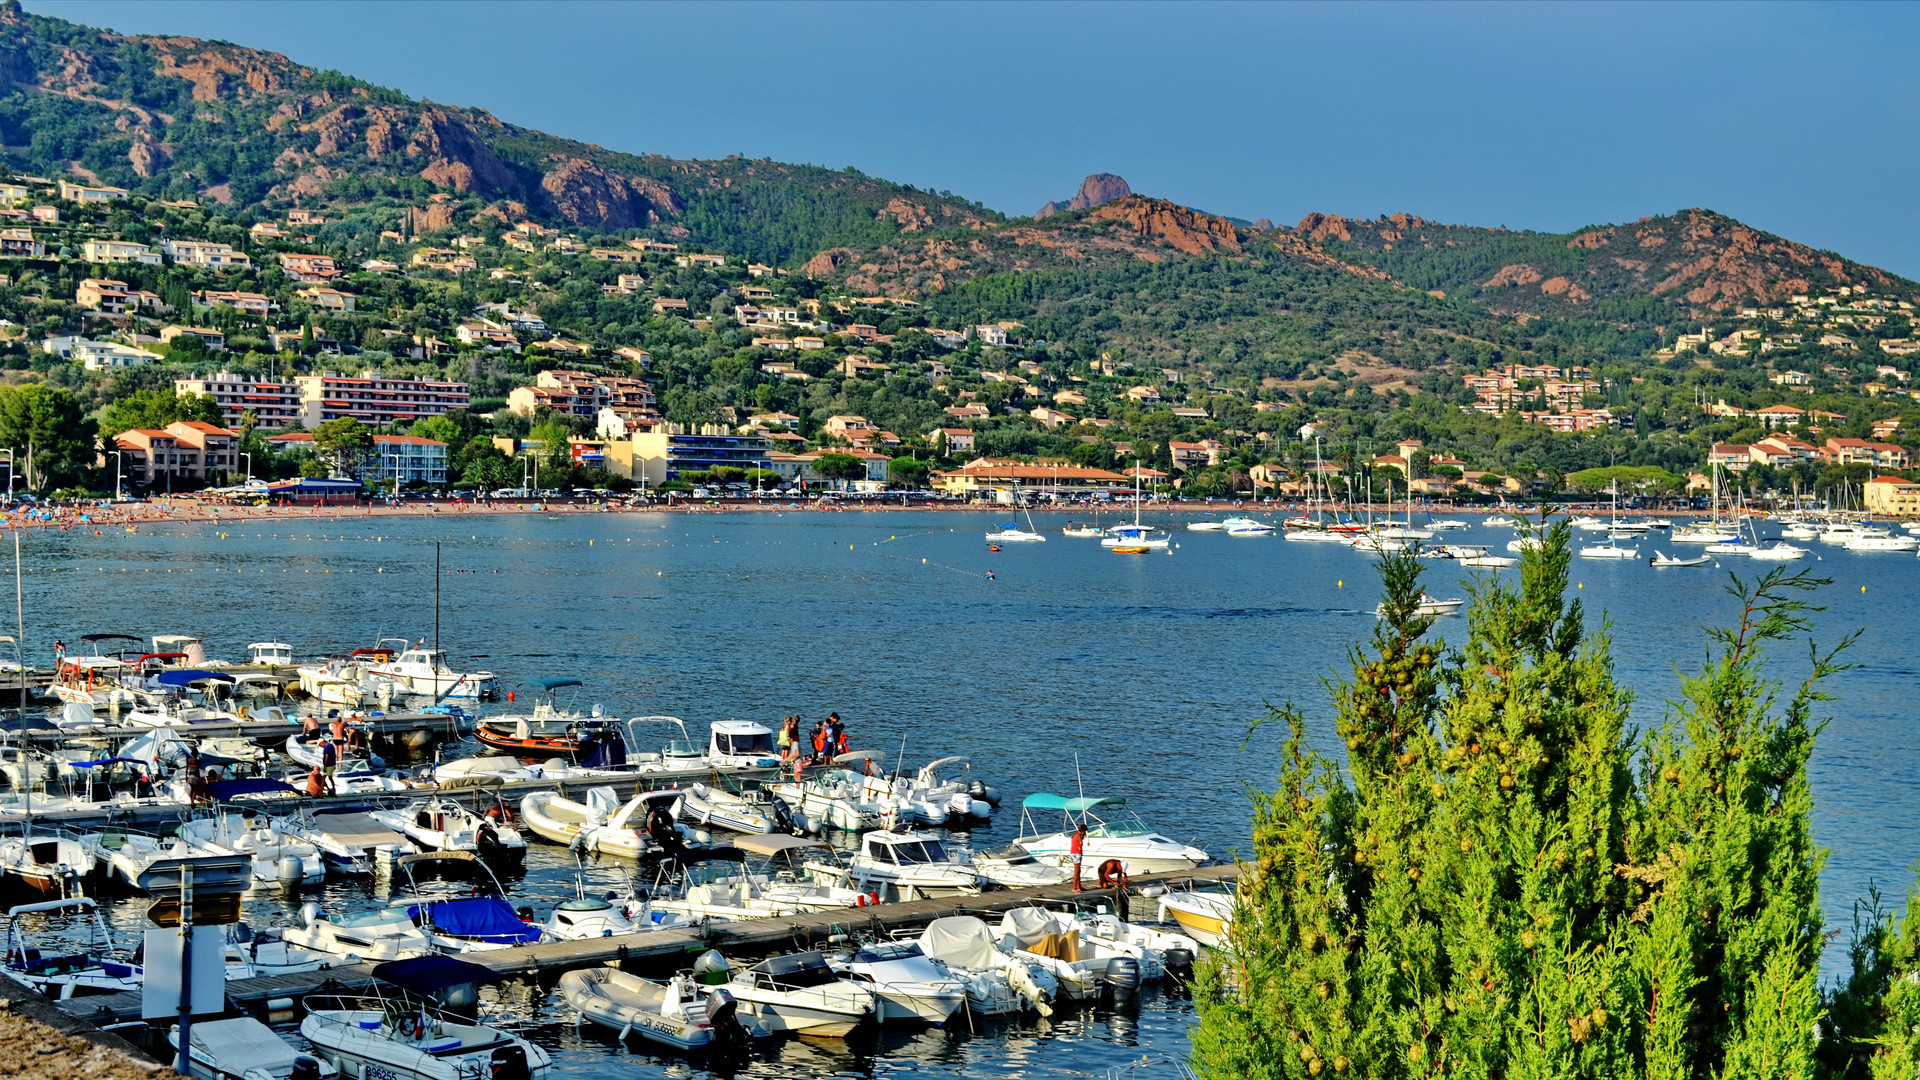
[
  {"xmin": 559, "ymin": 964, "xmax": 756, "ymax": 1052},
  {"xmin": 302, "ymin": 956, "xmax": 551, "ymax": 1080},
  {"xmin": 519, "ymin": 787, "xmax": 682, "ymax": 860},
  {"xmin": 169, "ymin": 1015, "xmax": 336, "ymax": 1080},
  {"xmin": 1649, "ymin": 550, "xmax": 1710, "ymax": 567}
]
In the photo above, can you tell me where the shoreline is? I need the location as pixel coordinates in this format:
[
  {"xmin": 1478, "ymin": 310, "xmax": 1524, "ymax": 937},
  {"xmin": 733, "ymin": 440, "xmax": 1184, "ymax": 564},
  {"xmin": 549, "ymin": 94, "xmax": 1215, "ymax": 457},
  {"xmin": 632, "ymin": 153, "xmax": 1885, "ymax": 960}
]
[{"xmin": 0, "ymin": 497, "xmax": 1864, "ymax": 531}]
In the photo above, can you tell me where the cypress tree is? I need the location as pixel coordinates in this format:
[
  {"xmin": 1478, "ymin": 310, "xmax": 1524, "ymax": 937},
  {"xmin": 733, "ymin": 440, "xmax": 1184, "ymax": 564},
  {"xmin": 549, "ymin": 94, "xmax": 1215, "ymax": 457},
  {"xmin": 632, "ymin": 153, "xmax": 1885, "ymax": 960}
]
[{"xmin": 1192, "ymin": 521, "xmax": 1837, "ymax": 1080}]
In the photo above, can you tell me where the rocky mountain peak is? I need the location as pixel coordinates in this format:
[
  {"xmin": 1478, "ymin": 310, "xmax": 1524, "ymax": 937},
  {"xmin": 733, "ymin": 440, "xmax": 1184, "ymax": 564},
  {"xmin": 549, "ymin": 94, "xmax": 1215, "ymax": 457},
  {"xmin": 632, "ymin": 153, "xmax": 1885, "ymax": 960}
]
[{"xmin": 1035, "ymin": 173, "xmax": 1132, "ymax": 218}]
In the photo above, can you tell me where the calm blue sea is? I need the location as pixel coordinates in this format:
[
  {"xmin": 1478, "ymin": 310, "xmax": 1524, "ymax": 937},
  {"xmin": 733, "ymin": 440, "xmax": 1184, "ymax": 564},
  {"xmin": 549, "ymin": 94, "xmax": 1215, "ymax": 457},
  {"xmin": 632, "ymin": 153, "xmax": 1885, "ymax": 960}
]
[{"xmin": 20, "ymin": 508, "xmax": 1920, "ymax": 1078}]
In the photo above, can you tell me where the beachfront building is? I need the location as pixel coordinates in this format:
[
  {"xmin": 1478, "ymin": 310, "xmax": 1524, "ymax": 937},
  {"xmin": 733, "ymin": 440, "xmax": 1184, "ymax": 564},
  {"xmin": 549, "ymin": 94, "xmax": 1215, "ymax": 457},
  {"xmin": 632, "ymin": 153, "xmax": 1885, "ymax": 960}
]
[
  {"xmin": 603, "ymin": 424, "xmax": 772, "ymax": 487},
  {"xmin": 107, "ymin": 420, "xmax": 239, "ymax": 488},
  {"xmin": 267, "ymin": 432, "xmax": 449, "ymax": 487},
  {"xmin": 931, "ymin": 458, "xmax": 1129, "ymax": 499},
  {"xmin": 294, "ymin": 371, "xmax": 470, "ymax": 427},
  {"xmin": 1865, "ymin": 475, "xmax": 1920, "ymax": 517},
  {"xmin": 175, "ymin": 371, "xmax": 304, "ymax": 429}
]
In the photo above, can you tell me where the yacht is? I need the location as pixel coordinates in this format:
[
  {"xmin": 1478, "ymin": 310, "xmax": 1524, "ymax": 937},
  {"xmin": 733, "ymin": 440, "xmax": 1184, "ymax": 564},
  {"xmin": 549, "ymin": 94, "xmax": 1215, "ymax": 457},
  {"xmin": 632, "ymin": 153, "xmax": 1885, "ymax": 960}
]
[{"xmin": 1846, "ymin": 533, "xmax": 1919, "ymax": 552}]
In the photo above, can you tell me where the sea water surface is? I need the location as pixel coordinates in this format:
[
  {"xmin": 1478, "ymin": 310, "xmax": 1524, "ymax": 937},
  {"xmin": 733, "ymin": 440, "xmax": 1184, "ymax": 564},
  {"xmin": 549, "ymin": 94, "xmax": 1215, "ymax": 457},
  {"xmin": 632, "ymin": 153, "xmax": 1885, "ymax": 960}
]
[{"xmin": 19, "ymin": 508, "xmax": 1920, "ymax": 1079}]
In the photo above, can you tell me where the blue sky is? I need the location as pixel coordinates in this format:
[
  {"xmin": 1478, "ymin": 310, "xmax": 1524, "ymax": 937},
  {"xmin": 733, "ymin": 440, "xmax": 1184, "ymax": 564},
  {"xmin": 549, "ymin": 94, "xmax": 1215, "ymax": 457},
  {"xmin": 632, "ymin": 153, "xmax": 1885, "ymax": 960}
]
[{"xmin": 32, "ymin": 1, "xmax": 1920, "ymax": 276}]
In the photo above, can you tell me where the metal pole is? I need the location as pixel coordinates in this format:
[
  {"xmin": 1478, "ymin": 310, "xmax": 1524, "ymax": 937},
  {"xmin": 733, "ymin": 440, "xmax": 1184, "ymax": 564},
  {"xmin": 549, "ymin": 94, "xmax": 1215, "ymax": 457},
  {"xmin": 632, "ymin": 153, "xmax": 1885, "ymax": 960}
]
[
  {"xmin": 175, "ymin": 863, "xmax": 193, "ymax": 1076},
  {"xmin": 434, "ymin": 541, "xmax": 440, "ymax": 658}
]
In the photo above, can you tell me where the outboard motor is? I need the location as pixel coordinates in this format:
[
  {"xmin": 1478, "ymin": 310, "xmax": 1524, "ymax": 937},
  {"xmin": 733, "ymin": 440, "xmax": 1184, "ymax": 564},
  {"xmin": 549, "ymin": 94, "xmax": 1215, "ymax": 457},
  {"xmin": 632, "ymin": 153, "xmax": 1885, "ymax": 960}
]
[
  {"xmin": 290, "ymin": 1057, "xmax": 322, "ymax": 1080},
  {"xmin": 300, "ymin": 901, "xmax": 325, "ymax": 928},
  {"xmin": 1162, "ymin": 946, "xmax": 1196, "ymax": 985},
  {"xmin": 968, "ymin": 780, "xmax": 1002, "ymax": 808},
  {"xmin": 770, "ymin": 798, "xmax": 797, "ymax": 835},
  {"xmin": 278, "ymin": 855, "xmax": 306, "ymax": 884},
  {"xmin": 488, "ymin": 1044, "xmax": 531, "ymax": 1080},
  {"xmin": 1103, "ymin": 956, "xmax": 1142, "ymax": 1001},
  {"xmin": 692, "ymin": 949, "xmax": 732, "ymax": 987}
]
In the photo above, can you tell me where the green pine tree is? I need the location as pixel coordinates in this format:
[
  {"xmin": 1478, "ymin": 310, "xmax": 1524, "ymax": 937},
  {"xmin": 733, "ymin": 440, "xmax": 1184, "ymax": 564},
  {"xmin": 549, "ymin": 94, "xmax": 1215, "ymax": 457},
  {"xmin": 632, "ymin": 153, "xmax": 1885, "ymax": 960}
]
[{"xmin": 1193, "ymin": 519, "xmax": 1840, "ymax": 1080}]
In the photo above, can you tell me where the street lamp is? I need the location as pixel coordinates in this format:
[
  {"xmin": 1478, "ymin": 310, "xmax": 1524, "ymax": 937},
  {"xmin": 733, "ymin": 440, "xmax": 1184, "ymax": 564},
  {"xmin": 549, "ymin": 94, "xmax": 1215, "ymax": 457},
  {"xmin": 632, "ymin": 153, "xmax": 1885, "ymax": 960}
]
[
  {"xmin": 0, "ymin": 449, "xmax": 13, "ymax": 504},
  {"xmin": 112, "ymin": 449, "xmax": 127, "ymax": 500},
  {"xmin": 240, "ymin": 452, "xmax": 252, "ymax": 486}
]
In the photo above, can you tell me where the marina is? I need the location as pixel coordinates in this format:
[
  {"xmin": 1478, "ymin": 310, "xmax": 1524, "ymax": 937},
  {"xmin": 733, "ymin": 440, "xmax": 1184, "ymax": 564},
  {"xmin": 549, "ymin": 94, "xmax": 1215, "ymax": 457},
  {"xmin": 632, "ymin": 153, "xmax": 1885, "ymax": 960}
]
[{"xmin": 2, "ymin": 508, "xmax": 1918, "ymax": 1080}]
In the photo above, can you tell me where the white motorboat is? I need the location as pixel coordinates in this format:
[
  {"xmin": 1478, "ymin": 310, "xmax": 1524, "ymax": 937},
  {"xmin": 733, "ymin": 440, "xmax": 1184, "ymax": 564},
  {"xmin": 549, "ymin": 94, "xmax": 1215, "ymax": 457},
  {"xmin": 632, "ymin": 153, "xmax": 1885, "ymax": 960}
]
[
  {"xmin": 373, "ymin": 793, "xmax": 527, "ymax": 868},
  {"xmin": 821, "ymin": 829, "xmax": 982, "ymax": 901},
  {"xmin": 986, "ymin": 525, "xmax": 1045, "ymax": 543},
  {"xmin": 1578, "ymin": 541, "xmax": 1639, "ymax": 560},
  {"xmin": 1847, "ymin": 534, "xmax": 1919, "ymax": 552},
  {"xmin": 49, "ymin": 656, "xmax": 135, "ymax": 709},
  {"xmin": 302, "ymin": 956, "xmax": 551, "ymax": 1080},
  {"xmin": 830, "ymin": 940, "xmax": 968, "ymax": 1024},
  {"xmin": 1061, "ymin": 522, "xmax": 1103, "ymax": 538},
  {"xmin": 1015, "ymin": 794, "xmax": 1208, "ymax": 876},
  {"xmin": 1351, "ymin": 534, "xmax": 1406, "ymax": 554},
  {"xmin": 1484, "ymin": 515, "xmax": 1518, "ymax": 527},
  {"xmin": 1184, "ymin": 521, "xmax": 1227, "ymax": 532},
  {"xmin": 1704, "ymin": 540, "xmax": 1757, "ymax": 555},
  {"xmin": 703, "ymin": 720, "xmax": 782, "ymax": 770},
  {"xmin": 519, "ymin": 787, "xmax": 681, "ymax": 860},
  {"xmin": 284, "ymin": 731, "xmax": 384, "ymax": 773},
  {"xmin": 996, "ymin": 905, "xmax": 1168, "ymax": 999},
  {"xmin": 649, "ymin": 838, "xmax": 867, "ymax": 923},
  {"xmin": 284, "ymin": 903, "xmax": 442, "ymax": 964},
  {"xmin": 559, "ymin": 965, "xmax": 755, "ymax": 1052},
  {"xmin": 1672, "ymin": 524, "xmax": 1738, "ymax": 543},
  {"xmin": 541, "ymin": 892, "xmax": 652, "ymax": 941},
  {"xmin": 1749, "ymin": 539, "xmax": 1809, "ymax": 561},
  {"xmin": 770, "ymin": 758, "xmax": 899, "ymax": 832},
  {"xmin": 80, "ymin": 828, "xmax": 231, "ymax": 892},
  {"xmin": 915, "ymin": 915, "xmax": 1056, "ymax": 1016},
  {"xmin": 1506, "ymin": 537, "xmax": 1543, "ymax": 553},
  {"xmin": 1821, "ymin": 523, "xmax": 1889, "ymax": 544},
  {"xmin": 1224, "ymin": 519, "xmax": 1276, "ymax": 536},
  {"xmin": 170, "ymin": 1016, "xmax": 337, "ymax": 1080},
  {"xmin": 1156, "ymin": 887, "xmax": 1234, "ymax": 948},
  {"xmin": 968, "ymin": 845, "xmax": 1073, "ymax": 889},
  {"xmin": 274, "ymin": 808, "xmax": 408, "ymax": 875},
  {"xmin": 1649, "ymin": 551, "xmax": 1710, "ymax": 568},
  {"xmin": 173, "ymin": 784, "xmax": 327, "ymax": 887},
  {"xmin": 0, "ymin": 897, "xmax": 140, "ymax": 995},
  {"xmin": 367, "ymin": 643, "xmax": 498, "ymax": 700},
  {"xmin": 1376, "ymin": 593, "xmax": 1465, "ymax": 618},
  {"xmin": 1427, "ymin": 518, "xmax": 1469, "ymax": 530},
  {"xmin": 0, "ymin": 832, "xmax": 95, "ymax": 896},
  {"xmin": 711, "ymin": 949, "xmax": 878, "ymax": 1037},
  {"xmin": 1782, "ymin": 523, "xmax": 1821, "ymax": 539}
]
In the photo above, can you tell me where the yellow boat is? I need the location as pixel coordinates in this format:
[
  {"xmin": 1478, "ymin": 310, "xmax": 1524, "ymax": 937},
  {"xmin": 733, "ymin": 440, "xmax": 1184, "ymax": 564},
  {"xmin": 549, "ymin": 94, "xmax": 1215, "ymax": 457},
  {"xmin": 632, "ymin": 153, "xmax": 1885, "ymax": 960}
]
[
  {"xmin": 1111, "ymin": 546, "xmax": 1150, "ymax": 555},
  {"xmin": 1158, "ymin": 888, "xmax": 1233, "ymax": 948}
]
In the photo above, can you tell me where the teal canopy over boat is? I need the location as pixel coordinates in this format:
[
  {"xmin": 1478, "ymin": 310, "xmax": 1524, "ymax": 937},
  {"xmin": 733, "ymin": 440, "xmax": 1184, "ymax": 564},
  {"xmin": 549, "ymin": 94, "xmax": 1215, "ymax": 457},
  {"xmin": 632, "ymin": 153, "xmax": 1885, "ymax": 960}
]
[
  {"xmin": 1022, "ymin": 793, "xmax": 1126, "ymax": 813},
  {"xmin": 518, "ymin": 678, "xmax": 584, "ymax": 690}
]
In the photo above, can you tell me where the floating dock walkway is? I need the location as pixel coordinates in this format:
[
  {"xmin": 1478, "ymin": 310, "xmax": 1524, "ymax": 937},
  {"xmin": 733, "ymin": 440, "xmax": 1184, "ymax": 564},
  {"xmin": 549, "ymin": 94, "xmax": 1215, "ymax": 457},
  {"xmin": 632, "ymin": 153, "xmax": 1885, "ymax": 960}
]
[{"xmin": 56, "ymin": 863, "xmax": 1240, "ymax": 1025}]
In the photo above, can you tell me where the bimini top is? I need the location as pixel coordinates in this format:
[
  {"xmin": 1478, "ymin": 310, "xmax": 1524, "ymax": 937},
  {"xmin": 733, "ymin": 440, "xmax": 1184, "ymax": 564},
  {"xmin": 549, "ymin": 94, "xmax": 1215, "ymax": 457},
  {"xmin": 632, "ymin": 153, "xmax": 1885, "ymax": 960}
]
[
  {"xmin": 1021, "ymin": 793, "xmax": 1127, "ymax": 813},
  {"xmin": 372, "ymin": 954, "xmax": 503, "ymax": 994},
  {"xmin": 519, "ymin": 678, "xmax": 583, "ymax": 691},
  {"xmin": 150, "ymin": 669, "xmax": 233, "ymax": 688}
]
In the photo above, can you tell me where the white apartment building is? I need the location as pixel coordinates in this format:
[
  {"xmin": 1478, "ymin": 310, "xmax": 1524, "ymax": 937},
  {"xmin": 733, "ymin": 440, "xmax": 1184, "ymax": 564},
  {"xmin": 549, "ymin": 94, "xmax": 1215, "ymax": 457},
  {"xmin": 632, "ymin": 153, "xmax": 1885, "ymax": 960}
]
[{"xmin": 175, "ymin": 372, "xmax": 304, "ymax": 429}]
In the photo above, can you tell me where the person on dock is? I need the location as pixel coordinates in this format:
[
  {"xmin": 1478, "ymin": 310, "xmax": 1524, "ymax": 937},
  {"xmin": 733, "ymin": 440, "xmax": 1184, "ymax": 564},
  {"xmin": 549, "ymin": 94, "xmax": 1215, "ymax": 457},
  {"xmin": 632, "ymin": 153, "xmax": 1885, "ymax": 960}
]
[
  {"xmin": 827, "ymin": 712, "xmax": 848, "ymax": 757},
  {"xmin": 320, "ymin": 737, "xmax": 339, "ymax": 794}
]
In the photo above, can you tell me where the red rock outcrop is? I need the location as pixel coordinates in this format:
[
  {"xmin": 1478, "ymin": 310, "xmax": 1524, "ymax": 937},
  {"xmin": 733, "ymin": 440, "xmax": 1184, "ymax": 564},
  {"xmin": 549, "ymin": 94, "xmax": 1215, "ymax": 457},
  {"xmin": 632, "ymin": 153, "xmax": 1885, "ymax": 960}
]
[
  {"xmin": 1086, "ymin": 197, "xmax": 1241, "ymax": 256},
  {"xmin": 1295, "ymin": 213, "xmax": 1353, "ymax": 243},
  {"xmin": 1539, "ymin": 276, "xmax": 1590, "ymax": 302},
  {"xmin": 409, "ymin": 109, "xmax": 518, "ymax": 196},
  {"xmin": 1484, "ymin": 264, "xmax": 1544, "ymax": 288},
  {"xmin": 1067, "ymin": 173, "xmax": 1131, "ymax": 212},
  {"xmin": 804, "ymin": 247, "xmax": 857, "ymax": 278},
  {"xmin": 538, "ymin": 157, "xmax": 679, "ymax": 228},
  {"xmin": 1567, "ymin": 228, "xmax": 1613, "ymax": 250}
]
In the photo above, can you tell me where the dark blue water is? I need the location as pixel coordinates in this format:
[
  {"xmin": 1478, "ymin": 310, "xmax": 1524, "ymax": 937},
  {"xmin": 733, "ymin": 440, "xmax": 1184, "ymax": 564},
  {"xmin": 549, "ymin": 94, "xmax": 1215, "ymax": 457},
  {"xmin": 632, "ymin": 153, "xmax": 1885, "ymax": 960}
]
[{"xmin": 19, "ymin": 509, "xmax": 1920, "ymax": 1077}]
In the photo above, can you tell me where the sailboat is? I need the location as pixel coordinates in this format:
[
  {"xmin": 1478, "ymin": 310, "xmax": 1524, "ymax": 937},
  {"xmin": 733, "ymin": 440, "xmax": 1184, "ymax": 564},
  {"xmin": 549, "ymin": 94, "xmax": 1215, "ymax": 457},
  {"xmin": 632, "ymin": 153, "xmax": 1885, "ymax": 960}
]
[
  {"xmin": 1286, "ymin": 436, "xmax": 1354, "ymax": 542},
  {"xmin": 1373, "ymin": 477, "xmax": 1435, "ymax": 540},
  {"xmin": 1102, "ymin": 465, "xmax": 1169, "ymax": 549},
  {"xmin": 1579, "ymin": 481, "xmax": 1640, "ymax": 559},
  {"xmin": 986, "ymin": 502, "xmax": 1046, "ymax": 543},
  {"xmin": 1672, "ymin": 462, "xmax": 1738, "ymax": 544}
]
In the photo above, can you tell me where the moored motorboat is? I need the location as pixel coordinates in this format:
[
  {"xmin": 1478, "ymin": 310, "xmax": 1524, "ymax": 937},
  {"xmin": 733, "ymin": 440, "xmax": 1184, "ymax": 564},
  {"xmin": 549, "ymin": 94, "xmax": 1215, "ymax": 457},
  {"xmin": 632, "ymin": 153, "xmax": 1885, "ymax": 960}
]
[
  {"xmin": 1649, "ymin": 551, "xmax": 1710, "ymax": 567},
  {"xmin": 709, "ymin": 949, "xmax": 878, "ymax": 1037},
  {"xmin": 1156, "ymin": 887, "xmax": 1234, "ymax": 948},
  {"xmin": 301, "ymin": 956, "xmax": 551, "ymax": 1080},
  {"xmin": 169, "ymin": 1016, "xmax": 336, "ymax": 1080},
  {"xmin": 1015, "ymin": 794, "xmax": 1208, "ymax": 876},
  {"xmin": 830, "ymin": 940, "xmax": 968, "ymax": 1024},
  {"xmin": 519, "ymin": 787, "xmax": 681, "ymax": 859}
]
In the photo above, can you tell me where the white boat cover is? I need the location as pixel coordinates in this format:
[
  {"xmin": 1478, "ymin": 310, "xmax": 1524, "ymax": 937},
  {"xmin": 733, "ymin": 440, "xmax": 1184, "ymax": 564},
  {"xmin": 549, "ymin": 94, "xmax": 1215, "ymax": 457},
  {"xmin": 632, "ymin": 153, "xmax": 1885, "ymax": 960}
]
[
  {"xmin": 181, "ymin": 1016, "xmax": 306, "ymax": 1076},
  {"xmin": 998, "ymin": 907, "xmax": 1060, "ymax": 948},
  {"xmin": 584, "ymin": 786, "xmax": 623, "ymax": 815},
  {"xmin": 919, "ymin": 916, "xmax": 1004, "ymax": 969},
  {"xmin": 311, "ymin": 812, "xmax": 405, "ymax": 850}
]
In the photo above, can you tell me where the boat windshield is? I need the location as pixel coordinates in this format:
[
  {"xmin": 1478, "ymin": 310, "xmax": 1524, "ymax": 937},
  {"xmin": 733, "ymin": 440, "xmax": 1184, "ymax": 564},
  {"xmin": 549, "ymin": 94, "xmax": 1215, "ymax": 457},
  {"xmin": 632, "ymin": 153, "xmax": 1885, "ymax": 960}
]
[
  {"xmin": 1087, "ymin": 811, "xmax": 1156, "ymax": 839},
  {"xmin": 713, "ymin": 730, "xmax": 774, "ymax": 756},
  {"xmin": 682, "ymin": 860, "xmax": 748, "ymax": 887},
  {"xmin": 885, "ymin": 840, "xmax": 948, "ymax": 865}
]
